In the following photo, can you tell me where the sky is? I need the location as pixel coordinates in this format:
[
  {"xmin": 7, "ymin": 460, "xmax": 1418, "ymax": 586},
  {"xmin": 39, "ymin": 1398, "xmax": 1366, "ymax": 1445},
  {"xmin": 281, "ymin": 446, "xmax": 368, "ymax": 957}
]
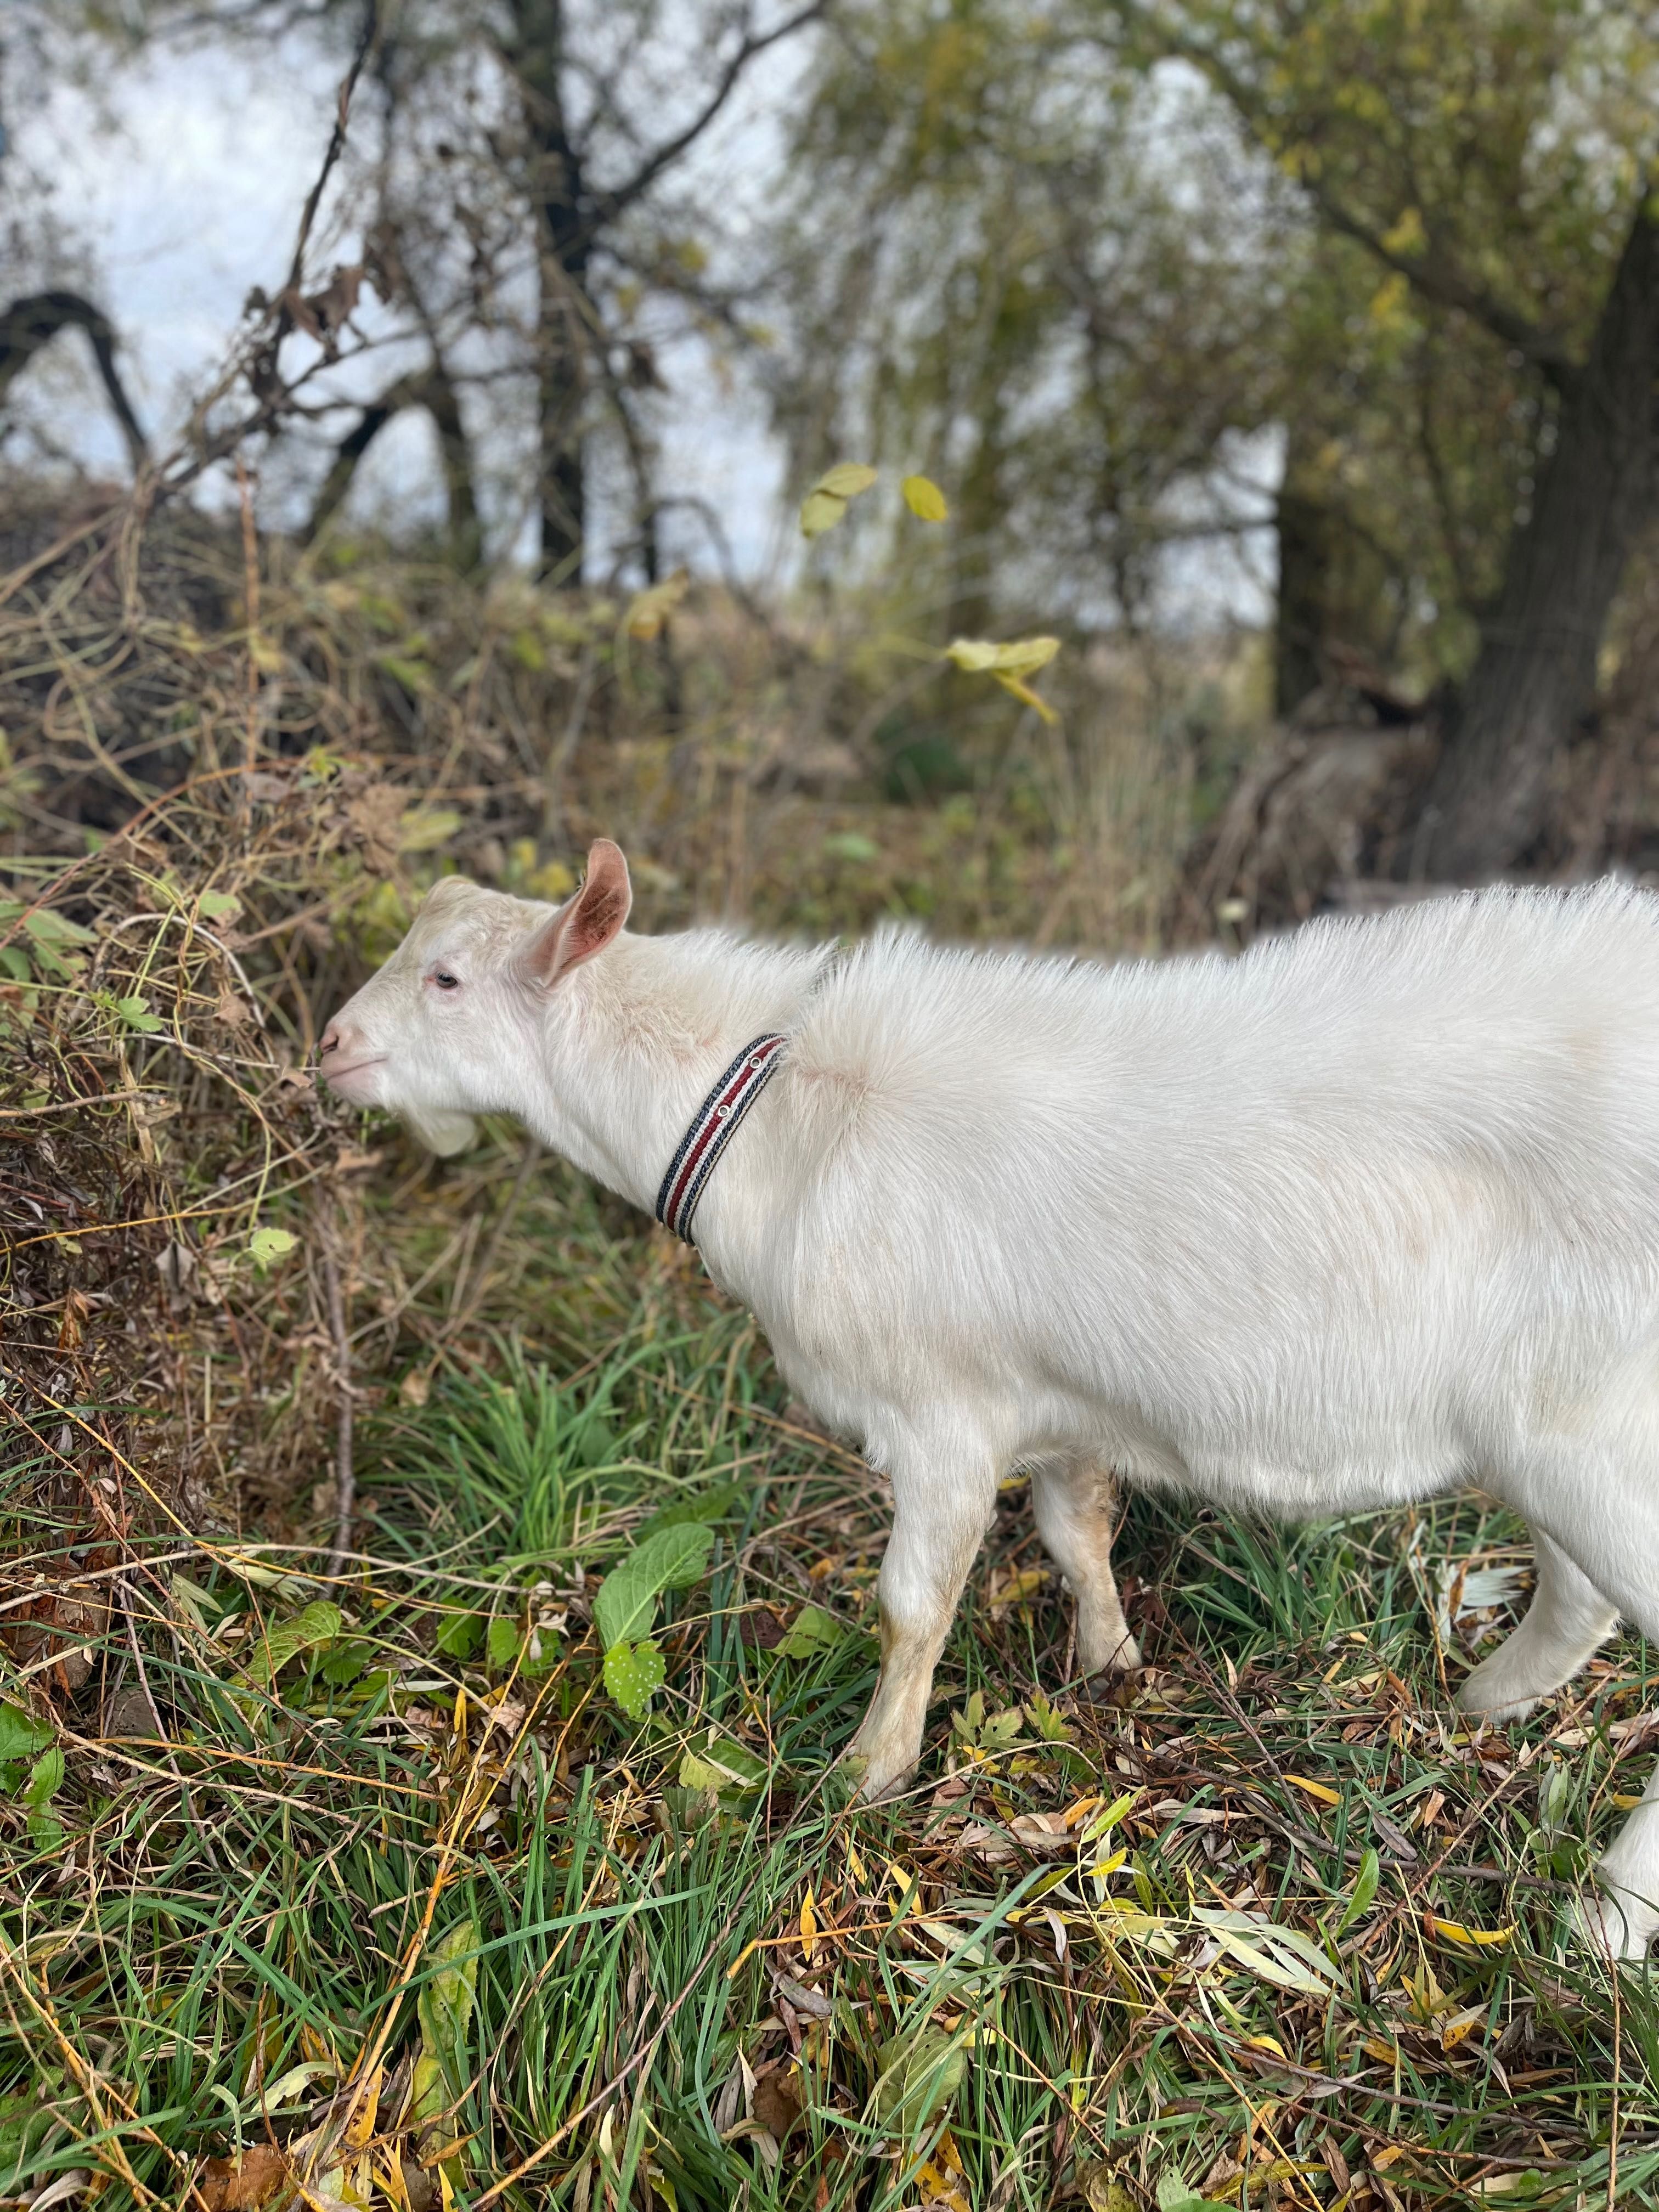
[{"xmin": 5, "ymin": 20, "xmax": 1271, "ymax": 621}]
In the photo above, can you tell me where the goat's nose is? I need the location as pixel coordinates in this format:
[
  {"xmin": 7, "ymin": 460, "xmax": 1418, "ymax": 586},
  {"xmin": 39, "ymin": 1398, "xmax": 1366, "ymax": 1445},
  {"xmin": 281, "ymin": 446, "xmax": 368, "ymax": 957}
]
[{"xmin": 319, "ymin": 1022, "xmax": 342, "ymax": 1059}]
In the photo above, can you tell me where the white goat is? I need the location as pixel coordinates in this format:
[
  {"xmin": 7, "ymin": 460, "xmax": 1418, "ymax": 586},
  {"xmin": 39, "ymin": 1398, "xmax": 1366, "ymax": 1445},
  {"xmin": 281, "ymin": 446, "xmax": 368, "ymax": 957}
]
[{"xmin": 322, "ymin": 844, "xmax": 1659, "ymax": 1957}]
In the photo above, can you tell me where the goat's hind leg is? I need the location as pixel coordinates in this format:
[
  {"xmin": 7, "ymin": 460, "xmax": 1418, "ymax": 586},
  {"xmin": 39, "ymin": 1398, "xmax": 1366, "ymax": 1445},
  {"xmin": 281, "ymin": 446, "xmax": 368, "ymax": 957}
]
[
  {"xmin": 1031, "ymin": 1459, "xmax": 1141, "ymax": 1679},
  {"xmin": 1456, "ymin": 1530, "xmax": 1618, "ymax": 1724},
  {"xmin": 1483, "ymin": 1429, "xmax": 1659, "ymax": 1959}
]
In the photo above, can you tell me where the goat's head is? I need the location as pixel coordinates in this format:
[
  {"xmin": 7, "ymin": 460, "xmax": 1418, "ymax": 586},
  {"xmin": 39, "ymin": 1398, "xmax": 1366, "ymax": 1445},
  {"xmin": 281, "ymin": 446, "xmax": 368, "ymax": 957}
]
[{"xmin": 319, "ymin": 838, "xmax": 632, "ymax": 1153}]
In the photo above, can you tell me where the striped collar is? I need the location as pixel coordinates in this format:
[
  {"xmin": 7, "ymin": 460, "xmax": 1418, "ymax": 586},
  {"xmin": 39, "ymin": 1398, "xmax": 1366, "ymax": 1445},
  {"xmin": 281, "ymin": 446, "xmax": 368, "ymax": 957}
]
[{"xmin": 654, "ymin": 1033, "xmax": 787, "ymax": 1244}]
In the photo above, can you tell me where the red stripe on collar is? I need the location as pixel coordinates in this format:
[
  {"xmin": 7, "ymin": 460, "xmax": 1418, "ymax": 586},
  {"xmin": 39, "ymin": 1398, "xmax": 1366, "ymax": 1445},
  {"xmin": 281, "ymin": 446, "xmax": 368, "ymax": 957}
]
[{"xmin": 655, "ymin": 1034, "xmax": 786, "ymax": 1244}]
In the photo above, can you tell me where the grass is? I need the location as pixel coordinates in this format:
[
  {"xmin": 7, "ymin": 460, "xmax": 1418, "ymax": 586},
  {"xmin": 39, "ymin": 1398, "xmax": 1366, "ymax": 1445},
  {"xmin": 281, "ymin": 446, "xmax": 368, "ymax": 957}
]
[{"xmin": 4, "ymin": 1155, "xmax": 1659, "ymax": 2211}]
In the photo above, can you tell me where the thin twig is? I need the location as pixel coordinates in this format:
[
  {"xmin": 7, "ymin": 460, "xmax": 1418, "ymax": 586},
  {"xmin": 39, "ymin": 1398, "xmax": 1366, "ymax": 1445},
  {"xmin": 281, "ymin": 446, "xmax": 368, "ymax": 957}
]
[{"xmin": 324, "ymin": 1248, "xmax": 356, "ymax": 1573}]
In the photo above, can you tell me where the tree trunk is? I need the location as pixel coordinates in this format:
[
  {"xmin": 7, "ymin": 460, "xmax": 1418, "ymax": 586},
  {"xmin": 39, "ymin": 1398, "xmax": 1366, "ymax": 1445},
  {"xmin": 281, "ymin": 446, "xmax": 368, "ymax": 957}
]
[
  {"xmin": 511, "ymin": 0, "xmax": 591, "ymax": 579},
  {"xmin": 1416, "ymin": 197, "xmax": 1659, "ymax": 879},
  {"xmin": 535, "ymin": 246, "xmax": 589, "ymax": 578}
]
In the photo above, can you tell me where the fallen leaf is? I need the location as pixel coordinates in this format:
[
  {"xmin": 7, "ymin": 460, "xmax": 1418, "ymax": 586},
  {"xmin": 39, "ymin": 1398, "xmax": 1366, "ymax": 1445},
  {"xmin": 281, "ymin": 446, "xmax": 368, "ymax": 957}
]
[
  {"xmin": 1425, "ymin": 1915, "xmax": 1514, "ymax": 1948},
  {"xmin": 195, "ymin": 2146, "xmax": 291, "ymax": 2210},
  {"xmin": 1285, "ymin": 1774, "xmax": 1341, "ymax": 1807},
  {"xmin": 752, "ymin": 2067, "xmax": 802, "ymax": 2142},
  {"xmin": 800, "ymin": 1888, "xmax": 818, "ymax": 1964}
]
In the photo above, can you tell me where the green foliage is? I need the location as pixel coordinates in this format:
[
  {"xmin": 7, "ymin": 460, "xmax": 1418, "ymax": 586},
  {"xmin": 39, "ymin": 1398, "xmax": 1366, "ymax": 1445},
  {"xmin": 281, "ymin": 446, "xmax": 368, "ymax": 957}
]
[{"xmin": 595, "ymin": 1521, "xmax": 716, "ymax": 1718}]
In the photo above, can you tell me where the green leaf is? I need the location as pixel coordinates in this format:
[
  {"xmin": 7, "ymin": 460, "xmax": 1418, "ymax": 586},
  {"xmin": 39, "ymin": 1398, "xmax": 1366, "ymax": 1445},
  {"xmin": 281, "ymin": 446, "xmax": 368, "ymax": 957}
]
[
  {"xmin": 246, "ymin": 1226, "xmax": 297, "ymax": 1273},
  {"xmin": 418, "ymin": 1917, "xmax": 480, "ymax": 2093},
  {"xmin": 115, "ymin": 995, "xmax": 164, "ymax": 1032},
  {"xmin": 678, "ymin": 1731, "xmax": 770, "ymax": 1796},
  {"xmin": 901, "ymin": 473, "xmax": 949, "ymax": 521},
  {"xmin": 822, "ymin": 831, "xmax": 878, "ymax": 864},
  {"xmin": 1189, "ymin": 1906, "xmax": 1338, "ymax": 1996},
  {"xmin": 799, "ymin": 489, "xmax": 848, "ymax": 538},
  {"xmin": 23, "ymin": 1748, "xmax": 63, "ymax": 1810},
  {"xmin": 487, "ymin": 1616, "xmax": 522, "ymax": 1670},
  {"xmin": 592, "ymin": 1522, "xmax": 714, "ymax": 1652},
  {"xmin": 245, "ymin": 1600, "xmax": 343, "ymax": 1685},
  {"xmin": 637, "ymin": 1483, "xmax": 738, "ymax": 1539},
  {"xmin": 20, "ymin": 906, "xmax": 93, "ymax": 945},
  {"xmin": 1334, "ymin": 1845, "xmax": 1380, "ymax": 1934},
  {"xmin": 0, "ymin": 1705, "xmax": 53, "ymax": 1767},
  {"xmin": 196, "ymin": 890, "xmax": 241, "ymax": 919},
  {"xmin": 437, "ymin": 1611, "xmax": 481, "ymax": 1660},
  {"xmin": 603, "ymin": 1640, "xmax": 665, "ymax": 1719},
  {"xmin": 776, "ymin": 1604, "xmax": 845, "ymax": 1661},
  {"xmin": 1157, "ymin": 2177, "xmax": 1230, "ymax": 2212},
  {"xmin": 409, "ymin": 2046, "xmax": 449, "ymax": 2132},
  {"xmin": 871, "ymin": 2025, "xmax": 968, "ymax": 2141},
  {"xmin": 320, "ymin": 1637, "xmax": 374, "ymax": 1686}
]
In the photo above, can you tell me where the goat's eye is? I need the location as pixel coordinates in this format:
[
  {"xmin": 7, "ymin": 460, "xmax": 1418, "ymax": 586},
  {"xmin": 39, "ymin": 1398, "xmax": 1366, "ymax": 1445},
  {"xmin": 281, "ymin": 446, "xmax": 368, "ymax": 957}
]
[{"xmin": 432, "ymin": 970, "xmax": 460, "ymax": 991}]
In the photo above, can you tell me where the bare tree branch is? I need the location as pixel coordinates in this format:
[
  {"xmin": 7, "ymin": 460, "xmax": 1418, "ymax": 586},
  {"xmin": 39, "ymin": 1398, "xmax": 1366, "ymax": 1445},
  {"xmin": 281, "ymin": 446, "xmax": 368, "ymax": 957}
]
[
  {"xmin": 601, "ymin": 0, "xmax": 832, "ymax": 223},
  {"xmin": 0, "ymin": 291, "xmax": 150, "ymax": 472}
]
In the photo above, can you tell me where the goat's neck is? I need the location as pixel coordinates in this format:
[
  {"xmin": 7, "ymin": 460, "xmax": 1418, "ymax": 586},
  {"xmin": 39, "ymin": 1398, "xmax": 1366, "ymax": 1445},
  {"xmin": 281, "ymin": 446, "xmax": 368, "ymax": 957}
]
[{"xmin": 526, "ymin": 928, "xmax": 823, "ymax": 1228}]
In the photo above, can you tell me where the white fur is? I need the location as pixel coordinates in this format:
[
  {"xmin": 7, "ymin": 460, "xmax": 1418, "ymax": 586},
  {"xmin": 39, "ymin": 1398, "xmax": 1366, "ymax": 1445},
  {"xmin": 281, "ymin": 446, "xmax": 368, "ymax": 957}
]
[{"xmin": 324, "ymin": 870, "xmax": 1659, "ymax": 1958}]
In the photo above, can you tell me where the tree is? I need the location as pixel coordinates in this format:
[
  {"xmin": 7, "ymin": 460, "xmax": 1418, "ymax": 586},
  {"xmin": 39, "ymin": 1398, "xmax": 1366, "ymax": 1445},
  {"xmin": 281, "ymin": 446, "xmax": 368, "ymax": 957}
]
[
  {"xmin": 1100, "ymin": 0, "xmax": 1659, "ymax": 876},
  {"xmin": 773, "ymin": 0, "xmax": 1290, "ymax": 641},
  {"xmin": 126, "ymin": 0, "xmax": 829, "ymax": 576}
]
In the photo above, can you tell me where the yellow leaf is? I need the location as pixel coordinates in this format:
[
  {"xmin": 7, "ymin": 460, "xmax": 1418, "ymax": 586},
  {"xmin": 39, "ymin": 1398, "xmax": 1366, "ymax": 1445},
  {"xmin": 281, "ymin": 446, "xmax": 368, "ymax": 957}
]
[
  {"xmin": 800, "ymin": 1887, "xmax": 818, "ymax": 1964},
  {"xmin": 248, "ymin": 631, "xmax": 284, "ymax": 675},
  {"xmin": 1369, "ymin": 272, "xmax": 1412, "ymax": 326},
  {"xmin": 1379, "ymin": 205, "xmax": 1426, "ymax": 257},
  {"xmin": 944, "ymin": 634, "xmax": 1060, "ymax": 676},
  {"xmin": 1285, "ymin": 1774, "xmax": 1341, "ymax": 1807},
  {"xmin": 1426, "ymin": 1916, "xmax": 1513, "ymax": 1947},
  {"xmin": 814, "ymin": 461, "xmax": 878, "ymax": 499},
  {"xmin": 624, "ymin": 566, "xmax": 691, "ymax": 642},
  {"xmin": 902, "ymin": 473, "xmax": 949, "ymax": 522},
  {"xmin": 993, "ymin": 672, "xmax": 1058, "ymax": 724},
  {"xmin": 524, "ymin": 859, "xmax": 576, "ymax": 902},
  {"xmin": 397, "ymin": 809, "xmax": 464, "ymax": 853},
  {"xmin": 800, "ymin": 489, "xmax": 848, "ymax": 539}
]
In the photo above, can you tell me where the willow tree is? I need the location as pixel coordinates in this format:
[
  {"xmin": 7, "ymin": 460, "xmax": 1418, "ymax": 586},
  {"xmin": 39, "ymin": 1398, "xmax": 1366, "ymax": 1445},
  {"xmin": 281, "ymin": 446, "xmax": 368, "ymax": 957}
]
[
  {"xmin": 1101, "ymin": 0, "xmax": 1659, "ymax": 876},
  {"xmin": 771, "ymin": 0, "xmax": 1290, "ymax": 641}
]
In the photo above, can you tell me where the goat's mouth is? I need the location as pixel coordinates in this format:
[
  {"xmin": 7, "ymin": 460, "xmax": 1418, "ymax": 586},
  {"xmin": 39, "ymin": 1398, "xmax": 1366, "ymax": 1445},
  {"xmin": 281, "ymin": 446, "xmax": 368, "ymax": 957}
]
[{"xmin": 322, "ymin": 1054, "xmax": 387, "ymax": 1086}]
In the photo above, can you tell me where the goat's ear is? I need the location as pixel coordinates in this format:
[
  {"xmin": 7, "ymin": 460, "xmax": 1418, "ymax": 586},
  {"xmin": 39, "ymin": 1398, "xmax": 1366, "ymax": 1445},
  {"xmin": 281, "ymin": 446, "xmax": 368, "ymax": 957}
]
[{"xmin": 518, "ymin": 839, "xmax": 633, "ymax": 988}]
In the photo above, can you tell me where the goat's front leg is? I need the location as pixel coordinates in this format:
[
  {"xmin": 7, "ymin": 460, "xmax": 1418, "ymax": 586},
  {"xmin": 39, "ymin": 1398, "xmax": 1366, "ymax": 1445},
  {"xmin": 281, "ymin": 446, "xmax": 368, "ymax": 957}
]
[{"xmin": 847, "ymin": 1453, "xmax": 997, "ymax": 1801}]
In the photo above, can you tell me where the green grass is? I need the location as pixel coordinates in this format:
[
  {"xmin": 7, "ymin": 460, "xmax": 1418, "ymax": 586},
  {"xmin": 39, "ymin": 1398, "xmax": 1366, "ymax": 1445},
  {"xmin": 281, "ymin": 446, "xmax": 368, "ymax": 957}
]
[{"xmin": 4, "ymin": 1183, "xmax": 1659, "ymax": 2211}]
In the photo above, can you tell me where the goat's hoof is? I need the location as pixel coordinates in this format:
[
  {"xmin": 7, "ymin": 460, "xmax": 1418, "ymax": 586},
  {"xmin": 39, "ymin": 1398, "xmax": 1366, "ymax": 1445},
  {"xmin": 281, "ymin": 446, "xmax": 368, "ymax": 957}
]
[
  {"xmin": 840, "ymin": 1746, "xmax": 917, "ymax": 1804},
  {"xmin": 1086, "ymin": 1630, "xmax": 1142, "ymax": 1674},
  {"xmin": 1455, "ymin": 1655, "xmax": 1543, "ymax": 1725},
  {"xmin": 1573, "ymin": 1890, "xmax": 1653, "ymax": 1967}
]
